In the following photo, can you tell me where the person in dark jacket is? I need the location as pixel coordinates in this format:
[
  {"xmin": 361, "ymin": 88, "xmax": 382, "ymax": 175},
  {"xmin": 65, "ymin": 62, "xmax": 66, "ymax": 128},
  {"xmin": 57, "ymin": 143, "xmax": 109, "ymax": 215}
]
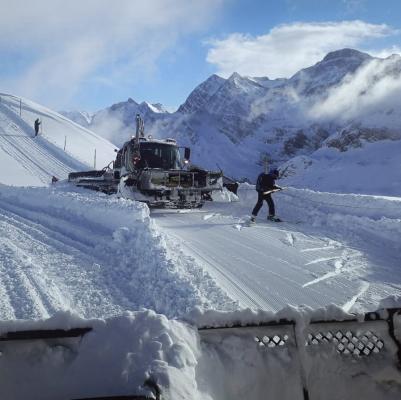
[
  {"xmin": 34, "ymin": 118, "xmax": 41, "ymax": 137},
  {"xmin": 251, "ymin": 169, "xmax": 282, "ymax": 222}
]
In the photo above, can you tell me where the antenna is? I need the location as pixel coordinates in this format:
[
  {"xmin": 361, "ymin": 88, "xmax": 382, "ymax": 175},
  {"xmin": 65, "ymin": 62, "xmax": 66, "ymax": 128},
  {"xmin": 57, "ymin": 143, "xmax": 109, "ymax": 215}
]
[
  {"xmin": 136, "ymin": 114, "xmax": 144, "ymax": 140},
  {"xmin": 263, "ymin": 156, "xmax": 269, "ymax": 174}
]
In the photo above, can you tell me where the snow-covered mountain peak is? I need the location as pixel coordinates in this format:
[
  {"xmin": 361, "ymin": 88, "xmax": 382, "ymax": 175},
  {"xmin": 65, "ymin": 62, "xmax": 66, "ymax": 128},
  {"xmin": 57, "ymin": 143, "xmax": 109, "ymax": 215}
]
[
  {"xmin": 60, "ymin": 110, "xmax": 94, "ymax": 128},
  {"xmin": 177, "ymin": 74, "xmax": 226, "ymax": 114},
  {"xmin": 149, "ymin": 102, "xmax": 168, "ymax": 113},
  {"xmin": 139, "ymin": 101, "xmax": 168, "ymax": 114},
  {"xmin": 226, "ymin": 72, "xmax": 266, "ymax": 91},
  {"xmin": 322, "ymin": 48, "xmax": 372, "ymax": 63},
  {"xmin": 290, "ymin": 48, "xmax": 372, "ymax": 97},
  {"xmin": 110, "ymin": 98, "xmax": 138, "ymax": 112}
]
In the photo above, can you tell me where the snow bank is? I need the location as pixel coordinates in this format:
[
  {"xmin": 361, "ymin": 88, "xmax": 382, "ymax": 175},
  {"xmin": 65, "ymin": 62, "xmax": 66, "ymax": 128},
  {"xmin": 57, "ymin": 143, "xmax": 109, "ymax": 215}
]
[
  {"xmin": 2, "ymin": 305, "xmax": 401, "ymax": 400},
  {"xmin": 0, "ymin": 184, "xmax": 234, "ymax": 319},
  {"xmin": 281, "ymin": 140, "xmax": 401, "ymax": 196},
  {"xmin": 0, "ymin": 310, "xmax": 200, "ymax": 400},
  {"xmin": 235, "ymin": 184, "xmax": 401, "ymax": 252},
  {"xmin": 278, "ymin": 187, "xmax": 401, "ymax": 251}
]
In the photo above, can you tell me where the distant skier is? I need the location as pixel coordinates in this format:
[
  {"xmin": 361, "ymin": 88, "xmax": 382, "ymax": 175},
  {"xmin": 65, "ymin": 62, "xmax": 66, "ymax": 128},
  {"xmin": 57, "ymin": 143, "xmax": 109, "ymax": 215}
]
[
  {"xmin": 250, "ymin": 168, "xmax": 282, "ymax": 223},
  {"xmin": 34, "ymin": 118, "xmax": 41, "ymax": 137}
]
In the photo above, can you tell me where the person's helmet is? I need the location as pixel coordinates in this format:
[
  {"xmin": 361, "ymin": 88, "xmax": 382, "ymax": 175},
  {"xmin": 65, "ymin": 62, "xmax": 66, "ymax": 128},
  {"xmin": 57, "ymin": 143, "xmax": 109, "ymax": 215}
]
[{"xmin": 270, "ymin": 168, "xmax": 279, "ymax": 177}]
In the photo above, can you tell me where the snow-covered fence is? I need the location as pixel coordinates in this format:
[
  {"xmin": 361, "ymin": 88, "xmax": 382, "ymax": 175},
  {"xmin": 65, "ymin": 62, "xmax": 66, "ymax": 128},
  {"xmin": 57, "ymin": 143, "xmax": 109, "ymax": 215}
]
[
  {"xmin": 1, "ymin": 307, "xmax": 399, "ymax": 400},
  {"xmin": 198, "ymin": 307, "xmax": 401, "ymax": 400}
]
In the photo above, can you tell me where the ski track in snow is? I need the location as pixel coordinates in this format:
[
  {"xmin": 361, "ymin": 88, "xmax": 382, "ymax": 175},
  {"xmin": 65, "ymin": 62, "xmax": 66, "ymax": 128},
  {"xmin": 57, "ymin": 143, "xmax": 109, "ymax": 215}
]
[
  {"xmin": 153, "ymin": 200, "xmax": 401, "ymax": 312},
  {"xmin": 0, "ymin": 205, "xmax": 125, "ymax": 320},
  {"xmin": 154, "ymin": 212, "xmax": 355, "ymax": 310},
  {"xmin": 0, "ymin": 101, "xmax": 86, "ymax": 184},
  {"xmin": 0, "ymin": 114, "xmax": 72, "ymax": 183}
]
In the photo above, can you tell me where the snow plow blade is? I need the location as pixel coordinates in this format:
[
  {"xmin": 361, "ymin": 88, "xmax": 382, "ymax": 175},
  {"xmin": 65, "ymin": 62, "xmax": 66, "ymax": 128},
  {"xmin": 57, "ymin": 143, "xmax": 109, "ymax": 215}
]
[
  {"xmin": 68, "ymin": 166, "xmax": 119, "ymax": 194},
  {"xmin": 198, "ymin": 308, "xmax": 401, "ymax": 400}
]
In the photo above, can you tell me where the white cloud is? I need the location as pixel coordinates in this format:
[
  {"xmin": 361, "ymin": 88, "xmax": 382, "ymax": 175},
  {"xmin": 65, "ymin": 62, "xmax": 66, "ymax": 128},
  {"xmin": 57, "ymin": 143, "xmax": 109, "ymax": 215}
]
[
  {"xmin": 369, "ymin": 45, "xmax": 401, "ymax": 59},
  {"xmin": 308, "ymin": 55, "xmax": 401, "ymax": 126},
  {"xmin": 0, "ymin": 0, "xmax": 224, "ymax": 107},
  {"xmin": 206, "ymin": 20, "xmax": 395, "ymax": 79}
]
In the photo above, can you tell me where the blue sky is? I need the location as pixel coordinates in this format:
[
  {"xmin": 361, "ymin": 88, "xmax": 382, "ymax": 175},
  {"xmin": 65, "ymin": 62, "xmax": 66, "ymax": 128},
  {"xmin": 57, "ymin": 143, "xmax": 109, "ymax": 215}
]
[{"xmin": 1, "ymin": 0, "xmax": 401, "ymax": 111}]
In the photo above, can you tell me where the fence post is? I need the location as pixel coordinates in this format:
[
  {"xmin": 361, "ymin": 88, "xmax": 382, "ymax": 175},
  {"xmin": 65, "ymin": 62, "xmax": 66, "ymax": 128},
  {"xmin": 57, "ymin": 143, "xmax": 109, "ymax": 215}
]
[{"xmin": 64, "ymin": 136, "xmax": 67, "ymax": 151}]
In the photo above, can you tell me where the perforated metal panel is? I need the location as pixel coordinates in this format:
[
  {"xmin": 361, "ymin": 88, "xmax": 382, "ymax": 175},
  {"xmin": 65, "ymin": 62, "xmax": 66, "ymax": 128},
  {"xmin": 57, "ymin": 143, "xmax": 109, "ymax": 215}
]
[
  {"xmin": 307, "ymin": 329, "xmax": 385, "ymax": 356},
  {"xmin": 255, "ymin": 333, "xmax": 290, "ymax": 348}
]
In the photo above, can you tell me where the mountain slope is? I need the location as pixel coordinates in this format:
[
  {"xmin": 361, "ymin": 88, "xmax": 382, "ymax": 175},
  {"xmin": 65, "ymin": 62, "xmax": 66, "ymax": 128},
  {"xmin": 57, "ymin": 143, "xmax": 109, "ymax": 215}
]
[
  {"xmin": 64, "ymin": 49, "xmax": 401, "ymax": 195},
  {"xmin": 0, "ymin": 93, "xmax": 117, "ymax": 186}
]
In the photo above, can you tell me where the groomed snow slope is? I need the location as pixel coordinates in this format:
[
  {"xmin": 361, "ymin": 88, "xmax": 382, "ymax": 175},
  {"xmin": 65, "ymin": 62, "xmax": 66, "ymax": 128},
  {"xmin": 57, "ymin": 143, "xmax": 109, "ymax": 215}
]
[
  {"xmin": 0, "ymin": 93, "xmax": 117, "ymax": 186},
  {"xmin": 154, "ymin": 185, "xmax": 401, "ymax": 313}
]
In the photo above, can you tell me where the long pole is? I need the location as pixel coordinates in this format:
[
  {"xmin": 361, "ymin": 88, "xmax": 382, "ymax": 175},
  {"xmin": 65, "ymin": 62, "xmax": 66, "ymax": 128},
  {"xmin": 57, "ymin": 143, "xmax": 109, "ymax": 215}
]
[
  {"xmin": 64, "ymin": 136, "xmax": 67, "ymax": 151},
  {"xmin": 19, "ymin": 99, "xmax": 22, "ymax": 116},
  {"xmin": 94, "ymin": 149, "xmax": 96, "ymax": 169},
  {"xmin": 264, "ymin": 157, "xmax": 269, "ymax": 174}
]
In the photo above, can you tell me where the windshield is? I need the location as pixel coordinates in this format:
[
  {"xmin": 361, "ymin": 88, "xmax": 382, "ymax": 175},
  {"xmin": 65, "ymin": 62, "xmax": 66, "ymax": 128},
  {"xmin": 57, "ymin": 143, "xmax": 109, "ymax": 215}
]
[{"xmin": 138, "ymin": 142, "xmax": 182, "ymax": 169}]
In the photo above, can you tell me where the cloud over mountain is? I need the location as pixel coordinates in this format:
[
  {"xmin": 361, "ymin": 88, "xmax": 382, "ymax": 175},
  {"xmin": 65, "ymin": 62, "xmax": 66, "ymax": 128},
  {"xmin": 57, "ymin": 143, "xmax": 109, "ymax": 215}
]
[{"xmin": 206, "ymin": 20, "xmax": 395, "ymax": 78}]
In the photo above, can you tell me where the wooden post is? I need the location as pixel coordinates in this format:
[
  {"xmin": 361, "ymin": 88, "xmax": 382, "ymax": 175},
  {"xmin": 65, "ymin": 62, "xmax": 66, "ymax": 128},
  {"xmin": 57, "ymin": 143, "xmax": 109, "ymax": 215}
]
[{"xmin": 64, "ymin": 136, "xmax": 67, "ymax": 151}]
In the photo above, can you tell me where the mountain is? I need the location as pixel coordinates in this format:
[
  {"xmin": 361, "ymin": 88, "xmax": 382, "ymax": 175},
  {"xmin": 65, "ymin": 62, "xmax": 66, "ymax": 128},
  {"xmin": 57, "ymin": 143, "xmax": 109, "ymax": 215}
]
[
  {"xmin": 60, "ymin": 110, "xmax": 93, "ymax": 128},
  {"xmin": 0, "ymin": 93, "xmax": 116, "ymax": 186},
  {"xmin": 64, "ymin": 49, "xmax": 401, "ymax": 195}
]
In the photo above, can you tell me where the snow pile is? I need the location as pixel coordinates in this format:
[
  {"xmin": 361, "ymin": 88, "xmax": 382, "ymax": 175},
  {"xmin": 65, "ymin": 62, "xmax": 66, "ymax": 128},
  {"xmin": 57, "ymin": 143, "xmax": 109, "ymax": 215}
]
[
  {"xmin": 281, "ymin": 140, "xmax": 401, "ymax": 196},
  {"xmin": 0, "ymin": 184, "xmax": 235, "ymax": 319},
  {"xmin": 0, "ymin": 310, "xmax": 200, "ymax": 400},
  {"xmin": 234, "ymin": 184, "xmax": 401, "ymax": 252},
  {"xmin": 211, "ymin": 186, "xmax": 239, "ymax": 202},
  {"xmin": 2, "ymin": 305, "xmax": 401, "ymax": 400},
  {"xmin": 278, "ymin": 187, "xmax": 401, "ymax": 251}
]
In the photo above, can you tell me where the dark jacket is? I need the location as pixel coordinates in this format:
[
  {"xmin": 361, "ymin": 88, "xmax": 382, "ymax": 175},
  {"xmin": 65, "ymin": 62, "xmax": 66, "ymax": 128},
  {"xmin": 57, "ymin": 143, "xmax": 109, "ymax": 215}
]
[{"xmin": 256, "ymin": 172, "xmax": 279, "ymax": 193}]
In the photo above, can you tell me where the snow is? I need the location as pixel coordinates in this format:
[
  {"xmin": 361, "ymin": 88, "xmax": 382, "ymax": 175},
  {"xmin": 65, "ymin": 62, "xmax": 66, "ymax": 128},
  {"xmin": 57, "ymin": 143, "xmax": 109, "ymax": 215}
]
[
  {"xmin": 2, "ymin": 306, "xmax": 401, "ymax": 400},
  {"xmin": 0, "ymin": 93, "xmax": 117, "ymax": 186},
  {"xmin": 0, "ymin": 183, "xmax": 234, "ymax": 320},
  {"xmin": 281, "ymin": 139, "xmax": 401, "ymax": 196},
  {"xmin": 153, "ymin": 185, "xmax": 401, "ymax": 313},
  {"xmin": 1, "ymin": 89, "xmax": 401, "ymax": 398}
]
